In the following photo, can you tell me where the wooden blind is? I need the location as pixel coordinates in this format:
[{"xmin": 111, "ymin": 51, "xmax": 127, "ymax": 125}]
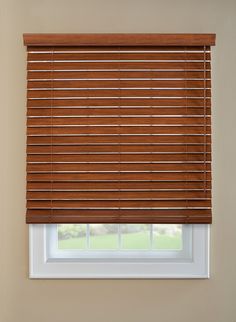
[{"xmin": 24, "ymin": 34, "xmax": 215, "ymax": 224}]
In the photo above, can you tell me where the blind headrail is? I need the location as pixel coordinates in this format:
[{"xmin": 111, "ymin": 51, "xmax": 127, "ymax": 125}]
[{"xmin": 23, "ymin": 34, "xmax": 216, "ymax": 47}]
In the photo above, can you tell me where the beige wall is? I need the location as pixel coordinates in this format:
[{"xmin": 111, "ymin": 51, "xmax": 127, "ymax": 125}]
[{"xmin": 1, "ymin": 0, "xmax": 236, "ymax": 321}]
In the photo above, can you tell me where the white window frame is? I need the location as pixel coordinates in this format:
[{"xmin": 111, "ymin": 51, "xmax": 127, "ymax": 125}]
[{"xmin": 29, "ymin": 224, "xmax": 210, "ymax": 279}]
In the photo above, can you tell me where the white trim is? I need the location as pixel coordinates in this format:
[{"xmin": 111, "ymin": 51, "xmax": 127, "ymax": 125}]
[{"xmin": 29, "ymin": 224, "xmax": 209, "ymax": 279}]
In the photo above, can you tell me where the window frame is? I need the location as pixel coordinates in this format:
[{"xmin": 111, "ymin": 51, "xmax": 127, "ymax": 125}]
[{"xmin": 29, "ymin": 224, "xmax": 210, "ymax": 279}]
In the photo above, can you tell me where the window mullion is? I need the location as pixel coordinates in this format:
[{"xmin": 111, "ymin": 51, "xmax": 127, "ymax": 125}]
[
  {"xmin": 150, "ymin": 224, "xmax": 154, "ymax": 249},
  {"xmin": 118, "ymin": 224, "xmax": 122, "ymax": 250},
  {"xmin": 86, "ymin": 224, "xmax": 90, "ymax": 249}
]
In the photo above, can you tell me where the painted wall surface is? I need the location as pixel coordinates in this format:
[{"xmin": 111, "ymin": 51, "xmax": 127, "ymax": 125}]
[{"xmin": 0, "ymin": 0, "xmax": 236, "ymax": 321}]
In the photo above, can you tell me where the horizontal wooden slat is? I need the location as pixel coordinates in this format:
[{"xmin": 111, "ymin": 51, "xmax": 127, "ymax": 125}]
[
  {"xmin": 28, "ymin": 79, "xmax": 211, "ymax": 89},
  {"xmin": 26, "ymin": 216, "xmax": 212, "ymax": 223},
  {"xmin": 27, "ymin": 126, "xmax": 211, "ymax": 136},
  {"xmin": 23, "ymin": 33, "xmax": 216, "ymax": 47},
  {"xmin": 27, "ymin": 98, "xmax": 211, "ymax": 107},
  {"xmin": 27, "ymin": 52, "xmax": 211, "ymax": 61},
  {"xmin": 27, "ymin": 199, "xmax": 211, "ymax": 208},
  {"xmin": 27, "ymin": 89, "xmax": 211, "ymax": 99},
  {"xmin": 27, "ymin": 45, "xmax": 211, "ymax": 52},
  {"xmin": 27, "ymin": 153, "xmax": 211, "ymax": 162},
  {"xmin": 27, "ymin": 172, "xmax": 211, "ymax": 181},
  {"xmin": 27, "ymin": 106, "xmax": 211, "ymax": 116},
  {"xmin": 27, "ymin": 134, "xmax": 211, "ymax": 145},
  {"xmin": 27, "ymin": 162, "xmax": 211, "ymax": 172},
  {"xmin": 27, "ymin": 70, "xmax": 211, "ymax": 80},
  {"xmin": 27, "ymin": 181, "xmax": 211, "ymax": 190},
  {"xmin": 27, "ymin": 117, "xmax": 211, "ymax": 127},
  {"xmin": 26, "ymin": 208, "xmax": 212, "ymax": 224},
  {"xmin": 27, "ymin": 190, "xmax": 211, "ymax": 200},
  {"xmin": 27, "ymin": 61, "xmax": 211, "ymax": 71},
  {"xmin": 27, "ymin": 144, "xmax": 211, "ymax": 154}
]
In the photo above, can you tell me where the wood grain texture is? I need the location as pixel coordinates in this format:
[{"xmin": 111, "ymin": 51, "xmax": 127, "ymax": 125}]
[
  {"xmin": 27, "ymin": 199, "xmax": 211, "ymax": 209},
  {"xmin": 27, "ymin": 80, "xmax": 211, "ymax": 89},
  {"xmin": 27, "ymin": 172, "xmax": 211, "ymax": 181},
  {"xmin": 27, "ymin": 135, "xmax": 211, "ymax": 145},
  {"xmin": 27, "ymin": 61, "xmax": 211, "ymax": 71},
  {"xmin": 26, "ymin": 45, "xmax": 211, "ymax": 51},
  {"xmin": 28, "ymin": 70, "xmax": 211, "ymax": 80},
  {"xmin": 27, "ymin": 153, "xmax": 211, "ymax": 162},
  {"xmin": 27, "ymin": 52, "xmax": 211, "ymax": 61},
  {"xmin": 23, "ymin": 33, "xmax": 216, "ymax": 46},
  {"xmin": 27, "ymin": 144, "xmax": 211, "ymax": 154},
  {"xmin": 26, "ymin": 209, "xmax": 212, "ymax": 224},
  {"xmin": 27, "ymin": 181, "xmax": 211, "ymax": 190},
  {"xmin": 27, "ymin": 107, "xmax": 212, "ymax": 117},
  {"xmin": 27, "ymin": 98, "xmax": 211, "ymax": 107},
  {"xmin": 27, "ymin": 162, "xmax": 211, "ymax": 172}
]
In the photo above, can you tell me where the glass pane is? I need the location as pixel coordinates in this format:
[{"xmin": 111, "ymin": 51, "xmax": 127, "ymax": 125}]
[
  {"xmin": 152, "ymin": 224, "xmax": 182, "ymax": 250},
  {"xmin": 57, "ymin": 224, "xmax": 87, "ymax": 249},
  {"xmin": 121, "ymin": 224, "xmax": 151, "ymax": 249},
  {"xmin": 89, "ymin": 224, "xmax": 118, "ymax": 249},
  {"xmin": 57, "ymin": 224, "xmax": 183, "ymax": 251}
]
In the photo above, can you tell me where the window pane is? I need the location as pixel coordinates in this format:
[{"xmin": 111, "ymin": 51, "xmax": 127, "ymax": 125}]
[
  {"xmin": 152, "ymin": 224, "xmax": 182, "ymax": 250},
  {"xmin": 57, "ymin": 224, "xmax": 183, "ymax": 251},
  {"xmin": 57, "ymin": 224, "xmax": 87, "ymax": 249},
  {"xmin": 89, "ymin": 224, "xmax": 118, "ymax": 249},
  {"xmin": 121, "ymin": 224, "xmax": 151, "ymax": 249}
]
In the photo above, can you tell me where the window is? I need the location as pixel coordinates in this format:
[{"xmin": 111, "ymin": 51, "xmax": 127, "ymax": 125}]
[
  {"xmin": 24, "ymin": 34, "xmax": 215, "ymax": 278},
  {"xmin": 30, "ymin": 224, "xmax": 209, "ymax": 278}
]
